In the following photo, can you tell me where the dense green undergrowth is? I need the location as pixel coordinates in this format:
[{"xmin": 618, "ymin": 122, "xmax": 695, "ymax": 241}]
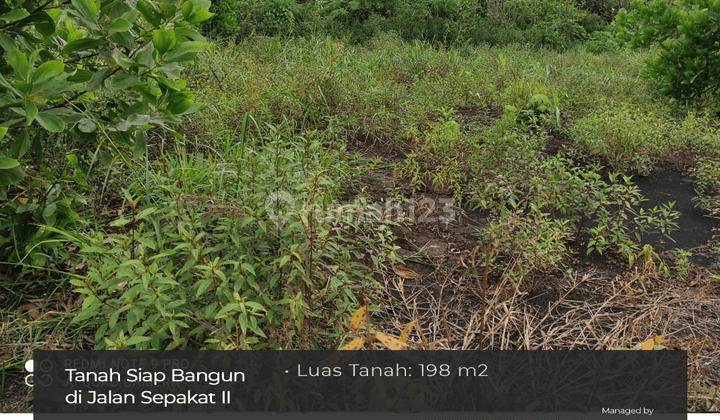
[
  {"xmin": 203, "ymin": 0, "xmax": 623, "ymax": 49},
  {"xmin": 2, "ymin": 32, "xmax": 720, "ymax": 355},
  {"xmin": 69, "ymin": 119, "xmax": 398, "ymax": 349}
]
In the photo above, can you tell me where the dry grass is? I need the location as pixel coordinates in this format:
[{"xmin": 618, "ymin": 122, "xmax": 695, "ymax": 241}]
[{"xmin": 376, "ymin": 248, "xmax": 720, "ymax": 412}]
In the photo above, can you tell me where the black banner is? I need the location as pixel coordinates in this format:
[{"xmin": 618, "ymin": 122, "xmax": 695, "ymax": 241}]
[{"xmin": 33, "ymin": 350, "xmax": 687, "ymax": 417}]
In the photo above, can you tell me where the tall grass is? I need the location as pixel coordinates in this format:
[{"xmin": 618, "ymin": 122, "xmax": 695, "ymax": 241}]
[{"xmin": 184, "ymin": 34, "xmax": 674, "ymax": 146}]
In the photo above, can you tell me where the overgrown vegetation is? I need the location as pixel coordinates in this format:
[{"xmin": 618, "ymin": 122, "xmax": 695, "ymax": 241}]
[
  {"xmin": 0, "ymin": 0, "xmax": 212, "ymax": 270},
  {"xmin": 203, "ymin": 0, "xmax": 612, "ymax": 49},
  {"xmin": 2, "ymin": 0, "xmax": 720, "ymax": 413},
  {"xmin": 614, "ymin": 0, "xmax": 720, "ymax": 101}
]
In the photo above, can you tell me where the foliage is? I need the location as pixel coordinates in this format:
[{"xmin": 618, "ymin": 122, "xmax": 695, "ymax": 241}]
[
  {"xmin": 673, "ymin": 248, "xmax": 692, "ymax": 281},
  {"xmin": 503, "ymin": 0, "xmax": 603, "ymax": 50},
  {"xmin": 577, "ymin": 0, "xmax": 631, "ymax": 22},
  {"xmin": 584, "ymin": 30, "xmax": 620, "ymax": 53},
  {"xmin": 628, "ymin": 244, "xmax": 669, "ymax": 284},
  {"xmin": 569, "ymin": 104, "xmax": 669, "ymax": 175},
  {"xmin": 469, "ymin": 143, "xmax": 679, "ymax": 262},
  {"xmin": 0, "ymin": 0, "xmax": 212, "ymax": 269},
  {"xmin": 204, "ymin": 0, "xmax": 310, "ymax": 39},
  {"xmin": 202, "ymin": 0, "xmax": 610, "ymax": 49},
  {"xmin": 502, "ymin": 93, "xmax": 559, "ymax": 130},
  {"xmin": 69, "ymin": 120, "xmax": 398, "ymax": 350},
  {"xmin": 692, "ymin": 156, "xmax": 720, "ymax": 219},
  {"xmin": 399, "ymin": 110, "xmax": 469, "ymax": 196},
  {"xmin": 614, "ymin": 0, "xmax": 720, "ymax": 100}
]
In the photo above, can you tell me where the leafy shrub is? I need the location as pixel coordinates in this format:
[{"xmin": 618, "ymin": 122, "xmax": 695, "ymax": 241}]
[
  {"xmin": 693, "ymin": 156, "xmax": 720, "ymax": 219},
  {"xmin": 201, "ymin": 0, "xmax": 610, "ymax": 50},
  {"xmin": 0, "ymin": 0, "xmax": 212, "ymax": 269},
  {"xmin": 501, "ymin": 0, "xmax": 602, "ymax": 49},
  {"xmin": 400, "ymin": 110, "xmax": 470, "ymax": 195},
  {"xmin": 577, "ymin": 0, "xmax": 630, "ymax": 22},
  {"xmin": 502, "ymin": 93, "xmax": 558, "ymax": 130},
  {"xmin": 674, "ymin": 111, "xmax": 720, "ymax": 154},
  {"xmin": 614, "ymin": 0, "xmax": 720, "ymax": 100},
  {"xmin": 584, "ymin": 30, "xmax": 621, "ymax": 53},
  {"xmin": 71, "ymin": 121, "xmax": 398, "ymax": 349},
  {"xmin": 469, "ymin": 139, "xmax": 678, "ymax": 263},
  {"xmin": 568, "ymin": 105, "xmax": 669, "ymax": 175},
  {"xmin": 204, "ymin": 0, "xmax": 310, "ymax": 39}
]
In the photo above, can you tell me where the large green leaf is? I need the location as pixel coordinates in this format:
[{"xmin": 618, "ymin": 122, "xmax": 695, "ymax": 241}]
[
  {"xmin": 63, "ymin": 37, "xmax": 104, "ymax": 54},
  {"xmin": 33, "ymin": 12, "xmax": 56, "ymax": 36},
  {"xmin": 0, "ymin": 33, "xmax": 18, "ymax": 52},
  {"xmin": 133, "ymin": 129, "xmax": 147, "ymax": 159},
  {"xmin": 8, "ymin": 49, "xmax": 29, "ymax": 81},
  {"xmin": 25, "ymin": 100, "xmax": 38, "ymax": 125},
  {"xmin": 31, "ymin": 61, "xmax": 65, "ymax": 85},
  {"xmin": 70, "ymin": 0, "xmax": 98, "ymax": 28},
  {"xmin": 35, "ymin": 112, "xmax": 66, "ymax": 132},
  {"xmin": 0, "ymin": 8, "xmax": 30, "ymax": 23},
  {"xmin": 163, "ymin": 41, "xmax": 204, "ymax": 63},
  {"xmin": 9, "ymin": 129, "xmax": 30, "ymax": 159},
  {"xmin": 87, "ymin": 68, "xmax": 111, "ymax": 92},
  {"xmin": 136, "ymin": 0, "xmax": 162, "ymax": 26},
  {"xmin": 77, "ymin": 118, "xmax": 97, "ymax": 133},
  {"xmin": 173, "ymin": 27, "xmax": 206, "ymax": 42},
  {"xmin": 108, "ymin": 73, "xmax": 140, "ymax": 90},
  {"xmin": 166, "ymin": 91, "xmax": 194, "ymax": 114},
  {"xmin": 187, "ymin": 10, "xmax": 213, "ymax": 24},
  {"xmin": 107, "ymin": 17, "xmax": 132, "ymax": 34},
  {"xmin": 153, "ymin": 29, "xmax": 175, "ymax": 55},
  {"xmin": 0, "ymin": 155, "xmax": 20, "ymax": 170},
  {"xmin": 0, "ymin": 166, "xmax": 24, "ymax": 187}
]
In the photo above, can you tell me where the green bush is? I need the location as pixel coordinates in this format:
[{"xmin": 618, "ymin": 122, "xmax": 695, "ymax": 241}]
[
  {"xmin": 400, "ymin": 109, "xmax": 469, "ymax": 195},
  {"xmin": 615, "ymin": 0, "xmax": 720, "ymax": 100},
  {"xmin": 71, "ymin": 121, "xmax": 398, "ymax": 349},
  {"xmin": 0, "ymin": 0, "xmax": 212, "ymax": 270},
  {"xmin": 468, "ymin": 143, "xmax": 679, "ymax": 261},
  {"xmin": 577, "ymin": 0, "xmax": 630, "ymax": 22},
  {"xmin": 693, "ymin": 156, "xmax": 720, "ymax": 219},
  {"xmin": 201, "ymin": 0, "xmax": 610, "ymax": 49},
  {"xmin": 584, "ymin": 30, "xmax": 621, "ymax": 53},
  {"xmin": 568, "ymin": 104, "xmax": 669, "ymax": 175},
  {"xmin": 204, "ymin": 0, "xmax": 311, "ymax": 39},
  {"xmin": 499, "ymin": 0, "xmax": 602, "ymax": 49}
]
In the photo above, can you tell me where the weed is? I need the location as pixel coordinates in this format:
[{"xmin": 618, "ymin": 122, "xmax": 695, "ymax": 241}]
[
  {"xmin": 628, "ymin": 244, "xmax": 669, "ymax": 285},
  {"xmin": 67, "ymin": 120, "xmax": 397, "ymax": 350},
  {"xmin": 674, "ymin": 249, "xmax": 692, "ymax": 281},
  {"xmin": 569, "ymin": 104, "xmax": 669, "ymax": 175},
  {"xmin": 693, "ymin": 156, "xmax": 720, "ymax": 219}
]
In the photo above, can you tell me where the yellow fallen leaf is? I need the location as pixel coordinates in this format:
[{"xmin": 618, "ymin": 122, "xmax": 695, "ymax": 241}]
[
  {"xmin": 340, "ymin": 338, "xmax": 365, "ymax": 350},
  {"xmin": 392, "ymin": 265, "xmax": 420, "ymax": 280},
  {"xmin": 376, "ymin": 332, "xmax": 406, "ymax": 350},
  {"xmin": 350, "ymin": 306, "xmax": 369, "ymax": 330},
  {"xmin": 399, "ymin": 320, "xmax": 416, "ymax": 344},
  {"xmin": 641, "ymin": 337, "xmax": 655, "ymax": 350}
]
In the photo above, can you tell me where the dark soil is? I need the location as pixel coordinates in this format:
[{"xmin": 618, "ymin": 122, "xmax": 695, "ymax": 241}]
[
  {"xmin": 346, "ymin": 134, "xmax": 720, "ymax": 412},
  {"xmin": 632, "ymin": 164, "xmax": 720, "ymax": 265}
]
